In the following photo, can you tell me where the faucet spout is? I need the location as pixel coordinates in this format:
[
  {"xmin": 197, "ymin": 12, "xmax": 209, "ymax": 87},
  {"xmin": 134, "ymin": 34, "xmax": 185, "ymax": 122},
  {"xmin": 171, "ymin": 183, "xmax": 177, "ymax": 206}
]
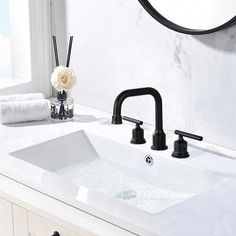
[{"xmin": 112, "ymin": 87, "xmax": 168, "ymax": 150}]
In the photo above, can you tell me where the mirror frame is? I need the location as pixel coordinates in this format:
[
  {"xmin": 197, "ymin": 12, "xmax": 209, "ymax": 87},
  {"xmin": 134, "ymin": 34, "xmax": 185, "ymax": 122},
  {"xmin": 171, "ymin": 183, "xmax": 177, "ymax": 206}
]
[{"xmin": 138, "ymin": 0, "xmax": 236, "ymax": 35}]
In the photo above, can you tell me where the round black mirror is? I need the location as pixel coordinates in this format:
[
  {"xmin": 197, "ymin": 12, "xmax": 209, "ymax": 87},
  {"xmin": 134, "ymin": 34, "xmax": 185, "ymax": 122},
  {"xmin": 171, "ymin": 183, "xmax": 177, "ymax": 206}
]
[{"xmin": 138, "ymin": 0, "xmax": 236, "ymax": 35}]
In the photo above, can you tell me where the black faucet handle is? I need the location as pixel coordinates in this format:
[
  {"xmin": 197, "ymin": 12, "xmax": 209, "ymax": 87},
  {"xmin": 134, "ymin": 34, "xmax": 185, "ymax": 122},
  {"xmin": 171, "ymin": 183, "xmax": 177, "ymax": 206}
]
[
  {"xmin": 123, "ymin": 116, "xmax": 143, "ymax": 126},
  {"xmin": 174, "ymin": 130, "xmax": 203, "ymax": 141},
  {"xmin": 172, "ymin": 130, "xmax": 203, "ymax": 158},
  {"xmin": 122, "ymin": 116, "xmax": 146, "ymax": 144}
]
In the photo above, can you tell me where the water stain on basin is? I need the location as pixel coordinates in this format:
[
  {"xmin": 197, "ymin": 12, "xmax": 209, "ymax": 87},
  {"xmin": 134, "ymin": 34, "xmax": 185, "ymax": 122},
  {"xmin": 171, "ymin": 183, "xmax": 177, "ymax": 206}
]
[
  {"xmin": 55, "ymin": 158, "xmax": 195, "ymax": 214},
  {"xmin": 115, "ymin": 190, "xmax": 137, "ymax": 200}
]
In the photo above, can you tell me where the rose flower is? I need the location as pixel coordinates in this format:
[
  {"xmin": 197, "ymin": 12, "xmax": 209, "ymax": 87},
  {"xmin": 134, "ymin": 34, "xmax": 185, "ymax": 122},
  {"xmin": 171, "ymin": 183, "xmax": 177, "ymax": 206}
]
[{"xmin": 51, "ymin": 66, "xmax": 76, "ymax": 91}]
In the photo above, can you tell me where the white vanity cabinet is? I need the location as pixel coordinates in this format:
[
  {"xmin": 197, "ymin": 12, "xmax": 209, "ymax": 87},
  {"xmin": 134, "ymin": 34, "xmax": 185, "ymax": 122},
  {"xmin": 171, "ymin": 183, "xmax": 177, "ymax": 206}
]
[
  {"xmin": 0, "ymin": 197, "xmax": 136, "ymax": 236},
  {"xmin": 0, "ymin": 175, "xmax": 137, "ymax": 236},
  {"xmin": 0, "ymin": 198, "xmax": 29, "ymax": 236},
  {"xmin": 0, "ymin": 197, "xmax": 95, "ymax": 236},
  {"xmin": 0, "ymin": 197, "xmax": 14, "ymax": 236},
  {"xmin": 28, "ymin": 212, "xmax": 96, "ymax": 236},
  {"xmin": 0, "ymin": 199, "xmax": 29, "ymax": 236},
  {"xmin": 12, "ymin": 205, "xmax": 28, "ymax": 236}
]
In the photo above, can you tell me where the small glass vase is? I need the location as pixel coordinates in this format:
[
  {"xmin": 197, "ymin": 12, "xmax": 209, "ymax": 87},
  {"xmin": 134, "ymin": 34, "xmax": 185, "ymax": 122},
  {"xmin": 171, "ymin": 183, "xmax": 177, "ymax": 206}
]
[{"xmin": 51, "ymin": 91, "xmax": 74, "ymax": 121}]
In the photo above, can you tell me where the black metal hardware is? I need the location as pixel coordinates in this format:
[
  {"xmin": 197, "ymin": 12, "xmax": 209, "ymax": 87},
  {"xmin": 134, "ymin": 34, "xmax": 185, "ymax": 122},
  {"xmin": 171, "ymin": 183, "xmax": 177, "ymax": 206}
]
[
  {"xmin": 172, "ymin": 130, "xmax": 203, "ymax": 158},
  {"xmin": 123, "ymin": 116, "xmax": 143, "ymax": 126},
  {"xmin": 137, "ymin": 0, "xmax": 236, "ymax": 35},
  {"xmin": 112, "ymin": 87, "xmax": 167, "ymax": 151},
  {"xmin": 51, "ymin": 232, "xmax": 60, "ymax": 236},
  {"xmin": 123, "ymin": 116, "xmax": 146, "ymax": 144}
]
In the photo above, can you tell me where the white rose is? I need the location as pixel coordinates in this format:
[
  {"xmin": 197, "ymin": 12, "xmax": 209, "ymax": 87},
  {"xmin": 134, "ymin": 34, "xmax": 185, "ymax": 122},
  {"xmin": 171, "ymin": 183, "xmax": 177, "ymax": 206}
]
[{"xmin": 51, "ymin": 66, "xmax": 76, "ymax": 91}]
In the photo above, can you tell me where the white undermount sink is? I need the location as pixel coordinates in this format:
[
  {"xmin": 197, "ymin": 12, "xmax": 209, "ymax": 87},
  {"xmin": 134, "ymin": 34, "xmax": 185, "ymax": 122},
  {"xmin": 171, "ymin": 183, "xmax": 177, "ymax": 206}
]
[{"xmin": 10, "ymin": 130, "xmax": 225, "ymax": 214}]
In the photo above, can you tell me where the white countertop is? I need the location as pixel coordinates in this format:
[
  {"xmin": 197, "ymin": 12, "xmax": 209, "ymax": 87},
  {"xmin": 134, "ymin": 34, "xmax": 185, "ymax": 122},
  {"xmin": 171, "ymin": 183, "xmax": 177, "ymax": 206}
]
[{"xmin": 0, "ymin": 104, "xmax": 236, "ymax": 236}]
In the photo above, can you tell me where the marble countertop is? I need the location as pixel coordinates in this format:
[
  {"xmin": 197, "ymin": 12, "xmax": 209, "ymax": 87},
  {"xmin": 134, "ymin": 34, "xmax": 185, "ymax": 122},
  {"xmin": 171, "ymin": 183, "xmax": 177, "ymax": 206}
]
[{"xmin": 0, "ymin": 104, "xmax": 236, "ymax": 236}]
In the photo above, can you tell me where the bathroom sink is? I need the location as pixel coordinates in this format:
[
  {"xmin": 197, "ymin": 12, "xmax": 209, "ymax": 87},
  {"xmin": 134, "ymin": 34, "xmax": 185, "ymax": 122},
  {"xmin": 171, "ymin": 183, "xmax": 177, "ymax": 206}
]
[{"xmin": 10, "ymin": 130, "xmax": 224, "ymax": 214}]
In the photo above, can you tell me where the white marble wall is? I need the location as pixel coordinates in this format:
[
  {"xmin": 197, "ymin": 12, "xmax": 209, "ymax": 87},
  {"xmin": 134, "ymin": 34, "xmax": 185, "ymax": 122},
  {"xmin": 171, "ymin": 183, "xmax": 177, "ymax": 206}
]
[{"xmin": 52, "ymin": 0, "xmax": 236, "ymax": 150}]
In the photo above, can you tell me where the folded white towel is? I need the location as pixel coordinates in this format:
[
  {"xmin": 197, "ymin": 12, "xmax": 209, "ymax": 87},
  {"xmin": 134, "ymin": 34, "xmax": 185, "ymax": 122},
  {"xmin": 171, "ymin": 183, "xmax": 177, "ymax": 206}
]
[
  {"xmin": 0, "ymin": 99, "xmax": 50, "ymax": 124},
  {"xmin": 0, "ymin": 93, "xmax": 45, "ymax": 102}
]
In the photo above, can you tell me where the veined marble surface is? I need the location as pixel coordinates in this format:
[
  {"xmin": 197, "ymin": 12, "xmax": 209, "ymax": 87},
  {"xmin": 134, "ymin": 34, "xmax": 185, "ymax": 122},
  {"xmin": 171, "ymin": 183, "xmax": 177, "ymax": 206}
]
[
  {"xmin": 52, "ymin": 0, "xmax": 236, "ymax": 151},
  {"xmin": 0, "ymin": 104, "xmax": 236, "ymax": 236}
]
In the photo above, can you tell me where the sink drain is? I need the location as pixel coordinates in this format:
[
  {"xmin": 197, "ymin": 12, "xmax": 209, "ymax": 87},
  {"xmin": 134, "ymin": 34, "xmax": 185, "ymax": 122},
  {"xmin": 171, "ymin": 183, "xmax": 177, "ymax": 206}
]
[
  {"xmin": 145, "ymin": 155, "xmax": 154, "ymax": 166},
  {"xmin": 115, "ymin": 190, "xmax": 136, "ymax": 200}
]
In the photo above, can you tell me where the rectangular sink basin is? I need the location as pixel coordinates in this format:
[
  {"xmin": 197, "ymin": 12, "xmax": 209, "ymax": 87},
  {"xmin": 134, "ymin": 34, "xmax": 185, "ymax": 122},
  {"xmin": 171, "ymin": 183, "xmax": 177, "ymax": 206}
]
[{"xmin": 10, "ymin": 130, "xmax": 224, "ymax": 214}]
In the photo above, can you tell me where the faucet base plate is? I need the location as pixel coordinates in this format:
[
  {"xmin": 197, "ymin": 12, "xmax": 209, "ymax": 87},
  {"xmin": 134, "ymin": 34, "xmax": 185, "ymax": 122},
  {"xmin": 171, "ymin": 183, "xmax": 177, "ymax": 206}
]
[
  {"xmin": 131, "ymin": 139, "xmax": 146, "ymax": 145},
  {"xmin": 152, "ymin": 132, "xmax": 168, "ymax": 151},
  {"xmin": 171, "ymin": 152, "xmax": 189, "ymax": 158},
  {"xmin": 151, "ymin": 145, "xmax": 168, "ymax": 151}
]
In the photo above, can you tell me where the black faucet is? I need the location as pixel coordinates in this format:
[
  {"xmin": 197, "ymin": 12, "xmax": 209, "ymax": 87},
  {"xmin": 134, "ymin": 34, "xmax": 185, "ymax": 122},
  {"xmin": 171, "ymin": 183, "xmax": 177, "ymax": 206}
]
[
  {"xmin": 112, "ymin": 87, "xmax": 168, "ymax": 150},
  {"xmin": 172, "ymin": 130, "xmax": 203, "ymax": 158}
]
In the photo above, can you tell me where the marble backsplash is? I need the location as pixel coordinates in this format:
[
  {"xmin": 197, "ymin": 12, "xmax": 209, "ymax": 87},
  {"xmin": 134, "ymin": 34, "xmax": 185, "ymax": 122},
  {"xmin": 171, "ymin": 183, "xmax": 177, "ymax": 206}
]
[{"xmin": 52, "ymin": 0, "xmax": 236, "ymax": 150}]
